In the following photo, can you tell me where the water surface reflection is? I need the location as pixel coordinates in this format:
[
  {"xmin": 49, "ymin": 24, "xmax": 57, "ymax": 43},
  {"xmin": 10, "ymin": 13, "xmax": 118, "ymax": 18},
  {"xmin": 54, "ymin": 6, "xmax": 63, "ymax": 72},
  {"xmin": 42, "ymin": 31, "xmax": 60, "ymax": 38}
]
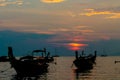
[
  {"xmin": 11, "ymin": 73, "xmax": 48, "ymax": 80},
  {"xmin": 73, "ymin": 68, "xmax": 93, "ymax": 80},
  {"xmin": 1, "ymin": 57, "xmax": 120, "ymax": 80}
]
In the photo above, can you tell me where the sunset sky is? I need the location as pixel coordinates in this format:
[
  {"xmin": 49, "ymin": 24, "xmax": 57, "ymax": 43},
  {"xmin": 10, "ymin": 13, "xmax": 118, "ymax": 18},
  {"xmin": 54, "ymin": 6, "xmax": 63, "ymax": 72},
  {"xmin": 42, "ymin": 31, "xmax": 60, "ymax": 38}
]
[{"xmin": 0, "ymin": 0, "xmax": 120, "ymax": 56}]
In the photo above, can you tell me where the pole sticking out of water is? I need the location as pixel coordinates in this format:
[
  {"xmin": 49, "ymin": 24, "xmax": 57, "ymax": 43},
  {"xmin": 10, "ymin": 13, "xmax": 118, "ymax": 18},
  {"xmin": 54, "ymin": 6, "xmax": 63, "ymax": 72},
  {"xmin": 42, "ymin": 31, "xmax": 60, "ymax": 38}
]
[{"xmin": 75, "ymin": 51, "xmax": 79, "ymax": 59}]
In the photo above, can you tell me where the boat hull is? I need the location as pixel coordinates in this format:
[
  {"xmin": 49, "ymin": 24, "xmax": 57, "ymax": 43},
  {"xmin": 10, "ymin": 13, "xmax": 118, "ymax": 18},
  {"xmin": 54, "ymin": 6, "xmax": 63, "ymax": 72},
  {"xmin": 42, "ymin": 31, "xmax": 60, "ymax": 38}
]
[
  {"xmin": 73, "ymin": 59, "xmax": 93, "ymax": 70},
  {"xmin": 11, "ymin": 60, "xmax": 48, "ymax": 77}
]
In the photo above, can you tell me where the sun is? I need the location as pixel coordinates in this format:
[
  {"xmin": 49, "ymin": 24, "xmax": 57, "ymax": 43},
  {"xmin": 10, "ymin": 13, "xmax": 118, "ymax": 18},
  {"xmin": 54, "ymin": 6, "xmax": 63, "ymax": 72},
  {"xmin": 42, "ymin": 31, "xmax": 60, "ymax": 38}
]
[{"xmin": 68, "ymin": 43, "xmax": 88, "ymax": 51}]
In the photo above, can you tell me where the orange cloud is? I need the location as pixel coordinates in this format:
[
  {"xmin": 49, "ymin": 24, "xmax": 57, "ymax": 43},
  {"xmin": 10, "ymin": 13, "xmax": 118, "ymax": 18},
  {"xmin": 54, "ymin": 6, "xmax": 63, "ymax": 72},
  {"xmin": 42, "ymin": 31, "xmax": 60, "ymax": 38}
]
[
  {"xmin": 108, "ymin": 14, "xmax": 120, "ymax": 19},
  {"xmin": 0, "ymin": 0, "xmax": 24, "ymax": 7},
  {"xmin": 41, "ymin": 0, "xmax": 65, "ymax": 3},
  {"xmin": 80, "ymin": 8, "xmax": 120, "ymax": 19}
]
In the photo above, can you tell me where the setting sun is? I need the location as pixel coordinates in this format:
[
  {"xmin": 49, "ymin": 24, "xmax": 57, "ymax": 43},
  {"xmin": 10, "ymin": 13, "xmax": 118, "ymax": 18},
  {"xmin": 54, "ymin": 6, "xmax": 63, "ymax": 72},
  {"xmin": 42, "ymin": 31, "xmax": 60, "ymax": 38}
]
[{"xmin": 68, "ymin": 43, "xmax": 88, "ymax": 51}]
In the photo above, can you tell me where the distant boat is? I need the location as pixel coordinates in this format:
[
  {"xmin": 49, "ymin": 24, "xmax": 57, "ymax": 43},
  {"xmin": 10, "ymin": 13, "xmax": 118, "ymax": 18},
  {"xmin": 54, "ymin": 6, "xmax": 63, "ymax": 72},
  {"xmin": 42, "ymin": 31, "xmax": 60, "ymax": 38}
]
[
  {"xmin": 52, "ymin": 48, "xmax": 59, "ymax": 57},
  {"xmin": 100, "ymin": 49, "xmax": 107, "ymax": 57},
  {"xmin": 100, "ymin": 54, "xmax": 107, "ymax": 57},
  {"xmin": 73, "ymin": 50, "xmax": 97, "ymax": 71},
  {"xmin": 8, "ymin": 47, "xmax": 49, "ymax": 77},
  {"xmin": 52, "ymin": 54, "xmax": 59, "ymax": 57}
]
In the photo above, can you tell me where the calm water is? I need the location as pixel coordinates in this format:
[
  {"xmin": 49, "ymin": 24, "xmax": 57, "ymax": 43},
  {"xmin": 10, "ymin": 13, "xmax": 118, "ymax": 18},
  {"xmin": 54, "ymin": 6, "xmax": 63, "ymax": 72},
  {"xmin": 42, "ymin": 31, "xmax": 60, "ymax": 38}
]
[{"xmin": 0, "ymin": 56, "xmax": 120, "ymax": 80}]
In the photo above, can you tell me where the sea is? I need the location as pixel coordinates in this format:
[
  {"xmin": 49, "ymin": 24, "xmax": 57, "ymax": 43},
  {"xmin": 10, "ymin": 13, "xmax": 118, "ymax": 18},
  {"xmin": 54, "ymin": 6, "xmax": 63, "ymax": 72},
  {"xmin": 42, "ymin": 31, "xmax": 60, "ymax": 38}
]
[{"xmin": 0, "ymin": 56, "xmax": 120, "ymax": 80}]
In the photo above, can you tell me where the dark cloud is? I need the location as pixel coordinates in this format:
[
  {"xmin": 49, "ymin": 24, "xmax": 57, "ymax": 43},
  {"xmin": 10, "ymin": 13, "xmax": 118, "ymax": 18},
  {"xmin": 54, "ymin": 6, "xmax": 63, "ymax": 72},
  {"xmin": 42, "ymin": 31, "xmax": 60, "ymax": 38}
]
[{"xmin": 95, "ymin": 6, "xmax": 120, "ymax": 12}]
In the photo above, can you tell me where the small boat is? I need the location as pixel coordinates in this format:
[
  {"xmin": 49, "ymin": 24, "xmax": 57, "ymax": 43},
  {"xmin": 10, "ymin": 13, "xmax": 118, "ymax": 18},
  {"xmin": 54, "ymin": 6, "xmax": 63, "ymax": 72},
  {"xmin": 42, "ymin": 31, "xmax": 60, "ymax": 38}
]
[
  {"xmin": 52, "ymin": 55, "xmax": 59, "ymax": 57},
  {"xmin": 100, "ymin": 49, "xmax": 107, "ymax": 57},
  {"xmin": 8, "ymin": 47, "xmax": 49, "ymax": 77},
  {"xmin": 73, "ymin": 50, "xmax": 97, "ymax": 71},
  {"xmin": 100, "ymin": 54, "xmax": 107, "ymax": 57}
]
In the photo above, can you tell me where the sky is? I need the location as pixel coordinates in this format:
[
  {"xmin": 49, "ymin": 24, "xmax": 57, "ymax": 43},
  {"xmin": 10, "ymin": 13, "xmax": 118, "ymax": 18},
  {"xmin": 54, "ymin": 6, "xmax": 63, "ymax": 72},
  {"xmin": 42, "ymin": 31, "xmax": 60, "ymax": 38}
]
[{"xmin": 0, "ymin": 0, "xmax": 120, "ymax": 56}]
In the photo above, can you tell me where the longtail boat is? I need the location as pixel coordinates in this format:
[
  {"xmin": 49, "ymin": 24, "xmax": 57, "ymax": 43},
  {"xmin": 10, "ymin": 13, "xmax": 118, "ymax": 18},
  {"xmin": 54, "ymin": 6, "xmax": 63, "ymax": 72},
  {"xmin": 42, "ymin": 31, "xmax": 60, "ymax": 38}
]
[
  {"xmin": 73, "ymin": 50, "xmax": 97, "ymax": 71},
  {"xmin": 8, "ymin": 47, "xmax": 49, "ymax": 77}
]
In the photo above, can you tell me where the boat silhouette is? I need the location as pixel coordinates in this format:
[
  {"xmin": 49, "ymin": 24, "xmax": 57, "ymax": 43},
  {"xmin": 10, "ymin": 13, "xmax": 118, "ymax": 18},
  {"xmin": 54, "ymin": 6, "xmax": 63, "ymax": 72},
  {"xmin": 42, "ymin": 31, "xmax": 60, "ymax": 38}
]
[
  {"xmin": 73, "ymin": 50, "xmax": 97, "ymax": 71},
  {"xmin": 8, "ymin": 46, "xmax": 49, "ymax": 77}
]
